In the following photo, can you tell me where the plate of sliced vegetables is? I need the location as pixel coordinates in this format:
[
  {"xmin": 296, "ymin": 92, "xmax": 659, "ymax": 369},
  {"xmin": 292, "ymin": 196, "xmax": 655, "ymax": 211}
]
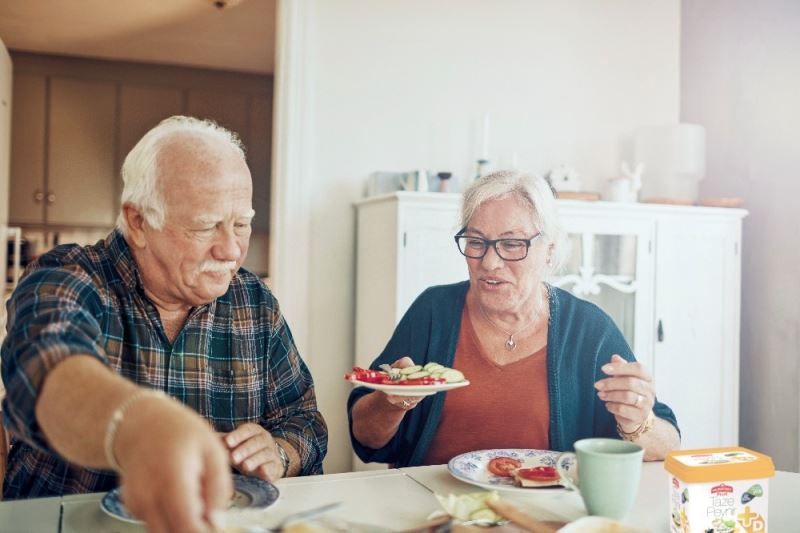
[{"xmin": 345, "ymin": 362, "xmax": 469, "ymax": 396}]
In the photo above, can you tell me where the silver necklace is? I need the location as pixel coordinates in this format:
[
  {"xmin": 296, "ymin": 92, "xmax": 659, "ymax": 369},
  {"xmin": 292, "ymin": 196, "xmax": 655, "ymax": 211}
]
[{"xmin": 476, "ymin": 301, "xmax": 537, "ymax": 351}]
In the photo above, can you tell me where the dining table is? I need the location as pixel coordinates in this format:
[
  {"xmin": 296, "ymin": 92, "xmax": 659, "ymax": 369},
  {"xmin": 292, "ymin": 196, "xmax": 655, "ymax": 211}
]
[{"xmin": 0, "ymin": 462, "xmax": 797, "ymax": 532}]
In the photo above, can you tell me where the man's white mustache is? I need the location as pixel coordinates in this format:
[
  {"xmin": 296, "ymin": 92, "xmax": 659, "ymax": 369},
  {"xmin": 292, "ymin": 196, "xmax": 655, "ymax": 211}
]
[{"xmin": 199, "ymin": 260, "xmax": 237, "ymax": 273}]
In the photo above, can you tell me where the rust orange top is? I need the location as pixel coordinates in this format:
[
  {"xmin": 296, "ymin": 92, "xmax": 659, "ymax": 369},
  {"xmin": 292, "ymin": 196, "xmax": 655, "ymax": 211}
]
[{"xmin": 665, "ymin": 447, "xmax": 775, "ymax": 483}]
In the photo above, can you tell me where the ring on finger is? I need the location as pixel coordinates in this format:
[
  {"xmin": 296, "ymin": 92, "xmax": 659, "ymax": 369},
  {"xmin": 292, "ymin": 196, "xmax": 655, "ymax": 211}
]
[{"xmin": 401, "ymin": 399, "xmax": 411, "ymax": 408}]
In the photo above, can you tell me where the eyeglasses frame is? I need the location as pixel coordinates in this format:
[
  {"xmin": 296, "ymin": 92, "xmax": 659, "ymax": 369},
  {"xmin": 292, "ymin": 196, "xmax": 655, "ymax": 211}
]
[{"xmin": 453, "ymin": 230, "xmax": 542, "ymax": 262}]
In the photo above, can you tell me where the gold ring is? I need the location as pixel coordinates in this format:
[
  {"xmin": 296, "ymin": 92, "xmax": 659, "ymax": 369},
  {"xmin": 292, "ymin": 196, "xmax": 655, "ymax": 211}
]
[{"xmin": 401, "ymin": 400, "xmax": 410, "ymax": 408}]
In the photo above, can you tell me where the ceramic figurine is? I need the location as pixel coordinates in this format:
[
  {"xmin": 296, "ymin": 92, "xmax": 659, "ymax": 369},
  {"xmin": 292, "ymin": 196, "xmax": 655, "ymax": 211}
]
[
  {"xmin": 546, "ymin": 165, "xmax": 582, "ymax": 192},
  {"xmin": 608, "ymin": 161, "xmax": 644, "ymax": 202}
]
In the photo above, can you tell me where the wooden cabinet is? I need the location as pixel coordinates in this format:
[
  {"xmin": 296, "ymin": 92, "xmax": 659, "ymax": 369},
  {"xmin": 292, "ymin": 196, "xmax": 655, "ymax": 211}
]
[
  {"xmin": 7, "ymin": 53, "xmax": 273, "ymax": 242},
  {"xmin": 354, "ymin": 192, "xmax": 746, "ymax": 449},
  {"xmin": 651, "ymin": 216, "xmax": 742, "ymax": 449},
  {"xmin": 248, "ymin": 94, "xmax": 272, "ymax": 233},
  {"xmin": 48, "ymin": 79, "xmax": 117, "ymax": 226},
  {"xmin": 118, "ymin": 85, "xmax": 184, "ymax": 172},
  {"xmin": 8, "ymin": 73, "xmax": 46, "ymax": 226},
  {"xmin": 10, "ymin": 77, "xmax": 117, "ymax": 227}
]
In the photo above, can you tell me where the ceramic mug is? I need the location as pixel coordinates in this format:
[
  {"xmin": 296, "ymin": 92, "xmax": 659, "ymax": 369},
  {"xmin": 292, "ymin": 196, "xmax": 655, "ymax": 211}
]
[{"xmin": 556, "ymin": 438, "xmax": 644, "ymax": 520}]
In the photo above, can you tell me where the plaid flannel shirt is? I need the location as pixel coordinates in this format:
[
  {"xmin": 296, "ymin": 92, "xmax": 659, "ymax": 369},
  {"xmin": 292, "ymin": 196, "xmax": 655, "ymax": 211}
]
[{"xmin": 1, "ymin": 230, "xmax": 327, "ymax": 499}]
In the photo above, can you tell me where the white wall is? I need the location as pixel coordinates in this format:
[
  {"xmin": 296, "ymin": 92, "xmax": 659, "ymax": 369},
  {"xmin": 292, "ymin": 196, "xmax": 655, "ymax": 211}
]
[
  {"xmin": 273, "ymin": 0, "xmax": 681, "ymax": 473},
  {"xmin": 682, "ymin": 0, "xmax": 800, "ymax": 472}
]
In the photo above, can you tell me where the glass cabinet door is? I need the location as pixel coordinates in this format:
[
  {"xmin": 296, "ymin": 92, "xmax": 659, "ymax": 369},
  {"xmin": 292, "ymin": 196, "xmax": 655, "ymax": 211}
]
[{"xmin": 551, "ymin": 213, "xmax": 655, "ymax": 366}]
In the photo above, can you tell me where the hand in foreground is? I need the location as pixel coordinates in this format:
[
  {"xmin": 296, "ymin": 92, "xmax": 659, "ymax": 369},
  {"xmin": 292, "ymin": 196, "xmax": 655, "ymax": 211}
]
[
  {"xmin": 114, "ymin": 396, "xmax": 232, "ymax": 533},
  {"xmin": 594, "ymin": 354, "xmax": 656, "ymax": 433},
  {"xmin": 382, "ymin": 356, "xmax": 425, "ymax": 411},
  {"xmin": 223, "ymin": 423, "xmax": 285, "ymax": 482}
]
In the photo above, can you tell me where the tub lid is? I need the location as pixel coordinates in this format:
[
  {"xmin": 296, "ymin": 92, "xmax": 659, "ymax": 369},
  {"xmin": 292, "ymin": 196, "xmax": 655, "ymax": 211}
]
[{"xmin": 665, "ymin": 447, "xmax": 775, "ymax": 483}]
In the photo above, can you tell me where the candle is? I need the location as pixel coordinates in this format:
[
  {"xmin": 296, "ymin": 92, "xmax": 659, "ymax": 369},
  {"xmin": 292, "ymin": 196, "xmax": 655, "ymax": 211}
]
[{"xmin": 481, "ymin": 112, "xmax": 490, "ymax": 159}]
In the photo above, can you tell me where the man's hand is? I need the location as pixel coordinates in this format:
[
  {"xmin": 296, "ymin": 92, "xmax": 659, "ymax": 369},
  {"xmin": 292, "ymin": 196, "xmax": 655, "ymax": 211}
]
[
  {"xmin": 114, "ymin": 396, "xmax": 233, "ymax": 533},
  {"xmin": 36, "ymin": 356, "xmax": 234, "ymax": 533},
  {"xmin": 222, "ymin": 423, "xmax": 285, "ymax": 482}
]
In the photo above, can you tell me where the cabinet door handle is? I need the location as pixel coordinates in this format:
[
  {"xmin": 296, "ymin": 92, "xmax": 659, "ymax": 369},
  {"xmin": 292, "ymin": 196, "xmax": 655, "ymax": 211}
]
[
  {"xmin": 34, "ymin": 190, "xmax": 44, "ymax": 202},
  {"xmin": 657, "ymin": 319, "xmax": 664, "ymax": 342},
  {"xmin": 46, "ymin": 193, "xmax": 56, "ymax": 204}
]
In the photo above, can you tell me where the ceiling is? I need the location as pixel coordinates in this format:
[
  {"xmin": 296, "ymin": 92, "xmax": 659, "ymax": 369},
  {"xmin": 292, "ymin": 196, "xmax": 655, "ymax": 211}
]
[{"xmin": 0, "ymin": 0, "xmax": 276, "ymax": 74}]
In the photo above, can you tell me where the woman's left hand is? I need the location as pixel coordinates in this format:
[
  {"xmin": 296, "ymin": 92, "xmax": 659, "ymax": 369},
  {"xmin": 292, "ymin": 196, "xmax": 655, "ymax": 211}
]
[{"xmin": 594, "ymin": 354, "xmax": 656, "ymax": 433}]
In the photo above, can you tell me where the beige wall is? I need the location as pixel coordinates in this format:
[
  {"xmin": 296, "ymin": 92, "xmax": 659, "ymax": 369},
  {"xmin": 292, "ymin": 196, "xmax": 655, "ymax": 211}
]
[{"xmin": 682, "ymin": 0, "xmax": 800, "ymax": 472}]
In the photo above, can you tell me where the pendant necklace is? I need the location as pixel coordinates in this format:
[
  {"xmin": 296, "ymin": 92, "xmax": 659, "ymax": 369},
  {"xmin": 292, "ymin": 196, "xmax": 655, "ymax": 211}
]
[{"xmin": 476, "ymin": 301, "xmax": 537, "ymax": 351}]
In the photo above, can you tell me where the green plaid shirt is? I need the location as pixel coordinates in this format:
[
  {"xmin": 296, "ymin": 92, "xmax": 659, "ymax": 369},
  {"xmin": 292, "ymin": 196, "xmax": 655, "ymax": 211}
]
[{"xmin": 1, "ymin": 230, "xmax": 327, "ymax": 498}]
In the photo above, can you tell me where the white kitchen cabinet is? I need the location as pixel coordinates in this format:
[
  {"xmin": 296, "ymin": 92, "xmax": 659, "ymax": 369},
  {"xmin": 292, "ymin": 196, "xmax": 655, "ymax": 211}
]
[{"xmin": 354, "ymin": 192, "xmax": 746, "ymax": 450}]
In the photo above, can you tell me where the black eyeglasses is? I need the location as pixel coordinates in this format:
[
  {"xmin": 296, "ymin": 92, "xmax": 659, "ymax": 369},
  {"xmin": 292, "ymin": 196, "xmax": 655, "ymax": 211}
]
[{"xmin": 454, "ymin": 232, "xmax": 542, "ymax": 261}]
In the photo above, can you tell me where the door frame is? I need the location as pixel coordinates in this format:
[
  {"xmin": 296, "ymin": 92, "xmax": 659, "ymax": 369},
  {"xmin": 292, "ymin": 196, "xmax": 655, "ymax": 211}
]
[{"xmin": 269, "ymin": 0, "xmax": 315, "ymax": 358}]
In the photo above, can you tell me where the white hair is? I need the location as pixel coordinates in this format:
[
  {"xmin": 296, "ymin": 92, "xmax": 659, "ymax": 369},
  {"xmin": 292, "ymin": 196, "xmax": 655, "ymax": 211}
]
[
  {"xmin": 116, "ymin": 115, "xmax": 246, "ymax": 235},
  {"xmin": 461, "ymin": 170, "xmax": 570, "ymax": 274}
]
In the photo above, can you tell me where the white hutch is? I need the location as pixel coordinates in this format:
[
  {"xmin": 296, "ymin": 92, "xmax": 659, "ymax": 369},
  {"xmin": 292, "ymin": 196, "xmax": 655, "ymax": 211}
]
[{"xmin": 354, "ymin": 192, "xmax": 746, "ymax": 450}]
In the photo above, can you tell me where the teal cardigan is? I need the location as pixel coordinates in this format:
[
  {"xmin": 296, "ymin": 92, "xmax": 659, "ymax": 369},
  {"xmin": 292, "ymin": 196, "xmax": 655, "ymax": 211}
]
[{"xmin": 347, "ymin": 281, "xmax": 679, "ymax": 466}]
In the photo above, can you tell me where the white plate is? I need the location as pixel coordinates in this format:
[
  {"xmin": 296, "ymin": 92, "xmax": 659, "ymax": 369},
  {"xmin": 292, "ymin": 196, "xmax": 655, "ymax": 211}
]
[
  {"xmin": 447, "ymin": 448, "xmax": 576, "ymax": 493},
  {"xmin": 100, "ymin": 474, "xmax": 280, "ymax": 524},
  {"xmin": 348, "ymin": 378, "xmax": 470, "ymax": 396}
]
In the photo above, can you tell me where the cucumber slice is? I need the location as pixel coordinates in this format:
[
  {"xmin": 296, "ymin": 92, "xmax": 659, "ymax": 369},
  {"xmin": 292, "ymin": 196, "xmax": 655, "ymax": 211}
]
[
  {"xmin": 441, "ymin": 369, "xmax": 465, "ymax": 383},
  {"xmin": 400, "ymin": 365, "xmax": 423, "ymax": 375},
  {"xmin": 469, "ymin": 509, "xmax": 500, "ymax": 522},
  {"xmin": 406, "ymin": 371, "xmax": 430, "ymax": 379},
  {"xmin": 423, "ymin": 362, "xmax": 444, "ymax": 372}
]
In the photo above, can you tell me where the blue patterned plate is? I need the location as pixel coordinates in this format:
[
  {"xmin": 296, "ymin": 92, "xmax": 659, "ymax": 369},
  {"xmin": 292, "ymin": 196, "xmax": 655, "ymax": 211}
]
[
  {"xmin": 447, "ymin": 448, "xmax": 577, "ymax": 493},
  {"xmin": 101, "ymin": 474, "xmax": 280, "ymax": 524}
]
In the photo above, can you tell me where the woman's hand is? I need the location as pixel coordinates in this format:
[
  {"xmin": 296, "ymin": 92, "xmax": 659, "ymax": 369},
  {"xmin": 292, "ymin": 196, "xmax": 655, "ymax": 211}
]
[
  {"xmin": 351, "ymin": 355, "xmax": 430, "ymax": 450},
  {"xmin": 382, "ymin": 356, "xmax": 425, "ymax": 411},
  {"xmin": 594, "ymin": 354, "xmax": 655, "ymax": 432}
]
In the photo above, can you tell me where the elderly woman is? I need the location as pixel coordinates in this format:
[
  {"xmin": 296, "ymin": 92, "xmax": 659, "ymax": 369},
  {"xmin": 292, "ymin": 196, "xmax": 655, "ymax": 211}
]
[{"xmin": 348, "ymin": 170, "xmax": 680, "ymax": 467}]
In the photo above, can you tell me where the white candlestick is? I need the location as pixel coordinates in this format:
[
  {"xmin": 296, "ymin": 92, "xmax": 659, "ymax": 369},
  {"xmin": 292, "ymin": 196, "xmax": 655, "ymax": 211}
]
[{"xmin": 481, "ymin": 113, "xmax": 490, "ymax": 159}]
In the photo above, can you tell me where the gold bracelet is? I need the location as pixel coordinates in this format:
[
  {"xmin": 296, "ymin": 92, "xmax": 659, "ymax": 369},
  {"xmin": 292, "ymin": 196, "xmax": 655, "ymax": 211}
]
[
  {"xmin": 617, "ymin": 409, "xmax": 655, "ymax": 442},
  {"xmin": 103, "ymin": 389, "xmax": 167, "ymax": 473}
]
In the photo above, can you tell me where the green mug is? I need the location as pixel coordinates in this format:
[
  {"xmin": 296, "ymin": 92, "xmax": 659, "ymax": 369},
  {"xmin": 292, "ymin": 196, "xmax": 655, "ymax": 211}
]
[{"xmin": 556, "ymin": 438, "xmax": 644, "ymax": 520}]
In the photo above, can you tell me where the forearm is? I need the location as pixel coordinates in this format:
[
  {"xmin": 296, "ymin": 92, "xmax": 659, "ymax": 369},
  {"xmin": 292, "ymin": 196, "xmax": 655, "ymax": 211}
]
[
  {"xmin": 35, "ymin": 355, "xmax": 140, "ymax": 468},
  {"xmin": 262, "ymin": 389, "xmax": 327, "ymax": 476},
  {"xmin": 351, "ymin": 392, "xmax": 407, "ymax": 450},
  {"xmin": 639, "ymin": 418, "xmax": 681, "ymax": 461}
]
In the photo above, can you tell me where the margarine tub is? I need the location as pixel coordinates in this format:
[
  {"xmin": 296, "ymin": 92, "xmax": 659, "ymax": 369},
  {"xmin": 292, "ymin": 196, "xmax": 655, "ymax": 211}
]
[{"xmin": 665, "ymin": 447, "xmax": 774, "ymax": 533}]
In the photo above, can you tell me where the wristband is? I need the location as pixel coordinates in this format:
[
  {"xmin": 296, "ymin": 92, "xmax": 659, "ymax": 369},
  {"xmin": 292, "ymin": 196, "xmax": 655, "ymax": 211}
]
[
  {"xmin": 103, "ymin": 389, "xmax": 167, "ymax": 473},
  {"xmin": 274, "ymin": 440, "xmax": 290, "ymax": 478}
]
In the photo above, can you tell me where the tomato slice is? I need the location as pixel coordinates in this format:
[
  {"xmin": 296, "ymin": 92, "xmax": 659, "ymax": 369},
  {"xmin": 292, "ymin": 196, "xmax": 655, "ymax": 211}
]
[
  {"xmin": 516, "ymin": 466, "xmax": 560, "ymax": 482},
  {"xmin": 487, "ymin": 457, "xmax": 522, "ymax": 477},
  {"xmin": 345, "ymin": 367, "xmax": 390, "ymax": 384}
]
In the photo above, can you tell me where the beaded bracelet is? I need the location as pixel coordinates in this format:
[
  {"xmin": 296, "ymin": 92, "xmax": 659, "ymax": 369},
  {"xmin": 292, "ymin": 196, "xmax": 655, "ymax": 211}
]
[{"xmin": 103, "ymin": 389, "xmax": 167, "ymax": 473}]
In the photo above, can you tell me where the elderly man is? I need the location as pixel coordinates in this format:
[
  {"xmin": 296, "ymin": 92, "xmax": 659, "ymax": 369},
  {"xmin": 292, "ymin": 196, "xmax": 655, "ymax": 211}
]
[{"xmin": 1, "ymin": 116, "xmax": 327, "ymax": 531}]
